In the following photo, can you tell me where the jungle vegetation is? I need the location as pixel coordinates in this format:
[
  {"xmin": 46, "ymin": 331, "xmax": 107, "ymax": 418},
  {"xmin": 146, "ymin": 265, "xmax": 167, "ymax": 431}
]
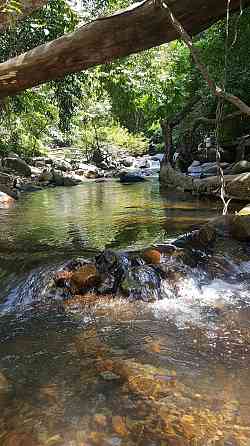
[{"xmin": 0, "ymin": 0, "xmax": 249, "ymax": 158}]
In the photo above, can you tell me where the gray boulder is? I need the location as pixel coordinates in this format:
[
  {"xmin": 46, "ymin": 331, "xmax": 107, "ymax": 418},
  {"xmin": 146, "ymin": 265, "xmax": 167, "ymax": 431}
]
[
  {"xmin": 225, "ymin": 160, "xmax": 250, "ymax": 175},
  {"xmin": 121, "ymin": 157, "xmax": 135, "ymax": 168},
  {"xmin": 52, "ymin": 170, "xmax": 82, "ymax": 187},
  {"xmin": 3, "ymin": 157, "xmax": 31, "ymax": 177},
  {"xmin": 52, "ymin": 159, "xmax": 72, "ymax": 172},
  {"xmin": 38, "ymin": 169, "xmax": 54, "ymax": 183},
  {"xmin": 201, "ymin": 162, "xmax": 229, "ymax": 177},
  {"xmin": 31, "ymin": 157, "xmax": 53, "ymax": 168},
  {"xmin": 119, "ymin": 170, "xmax": 146, "ymax": 183}
]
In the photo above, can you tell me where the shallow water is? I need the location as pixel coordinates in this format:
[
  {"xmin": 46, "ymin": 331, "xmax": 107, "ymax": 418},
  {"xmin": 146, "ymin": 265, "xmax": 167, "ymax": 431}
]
[{"xmin": 0, "ymin": 179, "xmax": 250, "ymax": 446}]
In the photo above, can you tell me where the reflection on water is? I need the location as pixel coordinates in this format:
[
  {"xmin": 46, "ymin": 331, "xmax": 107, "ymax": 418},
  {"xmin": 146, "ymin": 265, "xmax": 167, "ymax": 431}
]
[
  {"xmin": 0, "ymin": 179, "xmax": 250, "ymax": 445},
  {"xmin": 0, "ymin": 179, "xmax": 221, "ymax": 255}
]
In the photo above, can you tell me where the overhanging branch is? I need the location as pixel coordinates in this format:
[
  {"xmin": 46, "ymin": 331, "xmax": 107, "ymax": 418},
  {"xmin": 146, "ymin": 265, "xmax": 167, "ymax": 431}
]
[
  {"xmin": 0, "ymin": 0, "xmax": 248, "ymax": 98},
  {"xmin": 161, "ymin": 1, "xmax": 250, "ymax": 116}
]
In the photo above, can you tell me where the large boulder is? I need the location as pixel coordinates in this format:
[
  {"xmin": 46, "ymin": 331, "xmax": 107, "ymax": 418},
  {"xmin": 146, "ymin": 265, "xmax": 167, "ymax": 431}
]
[
  {"xmin": 120, "ymin": 156, "xmax": 135, "ymax": 168},
  {"xmin": 119, "ymin": 170, "xmax": 146, "ymax": 183},
  {"xmin": 52, "ymin": 159, "xmax": 72, "ymax": 172},
  {"xmin": 160, "ymin": 163, "xmax": 194, "ymax": 191},
  {"xmin": 30, "ymin": 156, "xmax": 53, "ymax": 168},
  {"xmin": 52, "ymin": 170, "xmax": 82, "ymax": 187},
  {"xmin": 201, "ymin": 162, "xmax": 229, "ymax": 177},
  {"xmin": 204, "ymin": 215, "xmax": 250, "ymax": 241},
  {"xmin": 0, "ymin": 191, "xmax": 15, "ymax": 204},
  {"xmin": 3, "ymin": 157, "xmax": 31, "ymax": 177},
  {"xmin": 75, "ymin": 163, "xmax": 101, "ymax": 178},
  {"xmin": 38, "ymin": 169, "xmax": 53, "ymax": 183},
  {"xmin": 225, "ymin": 160, "xmax": 250, "ymax": 175},
  {"xmin": 238, "ymin": 204, "xmax": 250, "ymax": 216},
  {"xmin": 30, "ymin": 166, "xmax": 42, "ymax": 176}
]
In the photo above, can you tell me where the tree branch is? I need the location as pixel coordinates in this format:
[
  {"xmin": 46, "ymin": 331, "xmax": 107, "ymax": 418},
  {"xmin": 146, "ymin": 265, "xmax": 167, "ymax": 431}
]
[
  {"xmin": 0, "ymin": 0, "xmax": 248, "ymax": 98},
  {"xmin": 161, "ymin": 1, "xmax": 250, "ymax": 117}
]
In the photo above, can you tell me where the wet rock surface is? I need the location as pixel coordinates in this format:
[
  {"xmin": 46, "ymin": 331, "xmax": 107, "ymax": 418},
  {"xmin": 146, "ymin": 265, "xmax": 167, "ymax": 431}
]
[{"xmin": 49, "ymin": 218, "xmax": 250, "ymax": 304}]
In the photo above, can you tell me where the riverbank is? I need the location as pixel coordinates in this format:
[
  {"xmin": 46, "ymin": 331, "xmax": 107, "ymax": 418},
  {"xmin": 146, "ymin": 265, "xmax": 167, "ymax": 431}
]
[
  {"xmin": 0, "ymin": 149, "xmax": 162, "ymax": 203},
  {"xmin": 160, "ymin": 162, "xmax": 250, "ymax": 202}
]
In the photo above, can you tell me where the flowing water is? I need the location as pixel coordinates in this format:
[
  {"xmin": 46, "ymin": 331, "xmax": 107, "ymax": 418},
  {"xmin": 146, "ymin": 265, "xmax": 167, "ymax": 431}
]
[{"xmin": 0, "ymin": 178, "xmax": 250, "ymax": 446}]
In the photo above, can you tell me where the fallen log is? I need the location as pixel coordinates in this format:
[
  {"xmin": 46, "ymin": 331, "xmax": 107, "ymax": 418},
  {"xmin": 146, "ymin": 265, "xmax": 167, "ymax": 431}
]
[
  {"xmin": 0, "ymin": 0, "xmax": 248, "ymax": 97},
  {"xmin": 160, "ymin": 163, "xmax": 250, "ymax": 201}
]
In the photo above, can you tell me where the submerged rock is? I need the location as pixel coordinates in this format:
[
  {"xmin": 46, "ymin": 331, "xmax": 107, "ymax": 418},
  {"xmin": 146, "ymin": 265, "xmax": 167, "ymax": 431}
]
[
  {"xmin": 119, "ymin": 170, "xmax": 145, "ymax": 184},
  {"xmin": 120, "ymin": 265, "xmax": 161, "ymax": 301}
]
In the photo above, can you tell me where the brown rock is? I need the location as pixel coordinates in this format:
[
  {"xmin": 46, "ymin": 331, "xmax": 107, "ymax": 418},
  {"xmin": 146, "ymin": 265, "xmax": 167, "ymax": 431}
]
[
  {"xmin": 0, "ymin": 191, "xmax": 15, "ymax": 205},
  {"xmin": 71, "ymin": 264, "xmax": 100, "ymax": 292},
  {"xmin": 54, "ymin": 270, "xmax": 73, "ymax": 287},
  {"xmin": 142, "ymin": 249, "xmax": 161, "ymax": 264}
]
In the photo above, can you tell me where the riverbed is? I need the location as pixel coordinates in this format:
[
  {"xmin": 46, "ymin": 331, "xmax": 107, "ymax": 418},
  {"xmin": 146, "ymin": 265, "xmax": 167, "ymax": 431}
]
[{"xmin": 0, "ymin": 179, "xmax": 249, "ymax": 446}]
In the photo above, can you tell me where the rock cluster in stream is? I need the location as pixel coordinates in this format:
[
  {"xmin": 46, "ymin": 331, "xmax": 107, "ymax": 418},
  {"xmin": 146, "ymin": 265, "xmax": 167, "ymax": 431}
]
[
  {"xmin": 0, "ymin": 148, "xmax": 162, "ymax": 203},
  {"xmin": 49, "ymin": 215, "xmax": 250, "ymax": 305}
]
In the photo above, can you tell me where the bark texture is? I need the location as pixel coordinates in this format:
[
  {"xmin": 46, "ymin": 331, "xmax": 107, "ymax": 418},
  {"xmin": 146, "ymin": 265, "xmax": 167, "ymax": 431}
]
[
  {"xmin": 0, "ymin": 0, "xmax": 248, "ymax": 97},
  {"xmin": 0, "ymin": 0, "xmax": 48, "ymax": 31}
]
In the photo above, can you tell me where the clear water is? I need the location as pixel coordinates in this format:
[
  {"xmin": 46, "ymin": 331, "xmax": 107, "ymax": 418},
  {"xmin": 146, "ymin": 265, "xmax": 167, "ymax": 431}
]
[{"xmin": 0, "ymin": 179, "xmax": 249, "ymax": 446}]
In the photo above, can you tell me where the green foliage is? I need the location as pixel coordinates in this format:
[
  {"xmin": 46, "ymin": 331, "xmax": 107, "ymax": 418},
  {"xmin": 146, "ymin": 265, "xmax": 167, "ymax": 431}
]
[
  {"xmin": 0, "ymin": 0, "xmax": 249, "ymax": 159},
  {"xmin": 0, "ymin": 86, "xmax": 58, "ymax": 156},
  {"xmin": 100, "ymin": 125, "xmax": 148, "ymax": 155}
]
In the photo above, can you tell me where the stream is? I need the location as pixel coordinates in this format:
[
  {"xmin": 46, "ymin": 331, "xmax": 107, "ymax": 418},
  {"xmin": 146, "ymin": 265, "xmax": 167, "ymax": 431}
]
[{"xmin": 0, "ymin": 178, "xmax": 250, "ymax": 446}]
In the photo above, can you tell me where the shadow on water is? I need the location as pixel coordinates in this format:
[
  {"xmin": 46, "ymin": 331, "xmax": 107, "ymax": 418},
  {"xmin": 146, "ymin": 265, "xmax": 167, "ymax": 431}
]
[{"xmin": 0, "ymin": 179, "xmax": 250, "ymax": 445}]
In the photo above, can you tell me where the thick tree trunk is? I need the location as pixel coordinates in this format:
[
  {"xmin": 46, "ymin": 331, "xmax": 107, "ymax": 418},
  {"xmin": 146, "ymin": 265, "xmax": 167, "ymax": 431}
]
[
  {"xmin": 0, "ymin": 0, "xmax": 48, "ymax": 31},
  {"xmin": 0, "ymin": 0, "xmax": 248, "ymax": 98}
]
